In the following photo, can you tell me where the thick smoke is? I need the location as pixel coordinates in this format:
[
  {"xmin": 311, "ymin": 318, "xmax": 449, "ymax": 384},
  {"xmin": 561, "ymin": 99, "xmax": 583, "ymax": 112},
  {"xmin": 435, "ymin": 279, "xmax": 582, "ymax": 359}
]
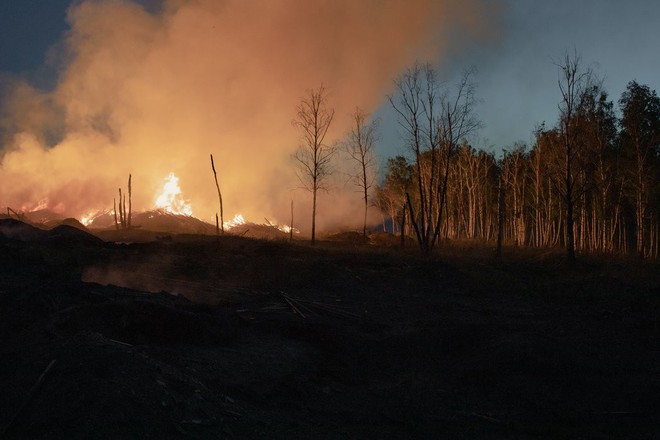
[{"xmin": 0, "ymin": 0, "xmax": 493, "ymax": 233}]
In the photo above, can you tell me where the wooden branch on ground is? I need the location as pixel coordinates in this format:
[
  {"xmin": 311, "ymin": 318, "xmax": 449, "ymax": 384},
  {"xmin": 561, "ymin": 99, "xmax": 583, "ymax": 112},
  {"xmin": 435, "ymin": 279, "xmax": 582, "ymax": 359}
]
[
  {"xmin": 281, "ymin": 293, "xmax": 361, "ymax": 320},
  {"xmin": 282, "ymin": 295, "xmax": 306, "ymax": 318},
  {"xmin": 6, "ymin": 207, "xmax": 26, "ymax": 221},
  {"xmin": 456, "ymin": 410, "xmax": 503, "ymax": 425},
  {"xmin": 1, "ymin": 359, "xmax": 56, "ymax": 437},
  {"xmin": 106, "ymin": 337, "xmax": 133, "ymax": 347}
]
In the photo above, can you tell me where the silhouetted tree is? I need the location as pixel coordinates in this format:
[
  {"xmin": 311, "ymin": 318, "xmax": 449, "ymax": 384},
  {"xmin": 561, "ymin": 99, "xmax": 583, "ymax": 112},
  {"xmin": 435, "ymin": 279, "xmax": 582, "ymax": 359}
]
[
  {"xmin": 344, "ymin": 107, "xmax": 378, "ymax": 238},
  {"xmin": 389, "ymin": 63, "xmax": 480, "ymax": 255},
  {"xmin": 375, "ymin": 60, "xmax": 658, "ymax": 259},
  {"xmin": 293, "ymin": 84, "xmax": 335, "ymax": 245},
  {"xmin": 556, "ymin": 51, "xmax": 593, "ymax": 262}
]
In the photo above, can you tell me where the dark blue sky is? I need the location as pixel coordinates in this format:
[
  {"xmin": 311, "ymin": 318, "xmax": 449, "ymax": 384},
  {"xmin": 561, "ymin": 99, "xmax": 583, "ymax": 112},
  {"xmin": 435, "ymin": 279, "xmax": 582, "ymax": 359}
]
[
  {"xmin": 1, "ymin": 0, "xmax": 659, "ymax": 153},
  {"xmin": 0, "ymin": 0, "xmax": 71, "ymax": 75},
  {"xmin": 0, "ymin": 0, "xmax": 161, "ymax": 78}
]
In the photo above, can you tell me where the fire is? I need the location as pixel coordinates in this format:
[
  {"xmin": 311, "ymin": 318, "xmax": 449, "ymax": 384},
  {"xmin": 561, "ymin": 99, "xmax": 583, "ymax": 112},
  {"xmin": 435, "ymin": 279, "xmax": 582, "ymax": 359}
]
[
  {"xmin": 20, "ymin": 198, "xmax": 49, "ymax": 213},
  {"xmin": 279, "ymin": 224, "xmax": 296, "ymax": 234},
  {"xmin": 221, "ymin": 213, "xmax": 299, "ymax": 234},
  {"xmin": 80, "ymin": 212, "xmax": 96, "ymax": 226},
  {"xmin": 154, "ymin": 172, "xmax": 193, "ymax": 216},
  {"xmin": 223, "ymin": 214, "xmax": 245, "ymax": 230}
]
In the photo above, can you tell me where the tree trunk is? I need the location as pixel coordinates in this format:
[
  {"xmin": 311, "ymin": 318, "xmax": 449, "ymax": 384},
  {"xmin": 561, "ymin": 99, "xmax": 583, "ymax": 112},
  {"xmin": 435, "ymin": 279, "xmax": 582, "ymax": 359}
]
[
  {"xmin": 400, "ymin": 203, "xmax": 406, "ymax": 247},
  {"xmin": 210, "ymin": 154, "xmax": 224, "ymax": 235},
  {"xmin": 565, "ymin": 149, "xmax": 576, "ymax": 263},
  {"xmin": 290, "ymin": 200, "xmax": 294, "ymax": 242},
  {"xmin": 497, "ymin": 177, "xmax": 504, "ymax": 258},
  {"xmin": 113, "ymin": 198, "xmax": 119, "ymax": 230},
  {"xmin": 311, "ymin": 182, "xmax": 317, "ymax": 245},
  {"xmin": 363, "ymin": 183, "xmax": 368, "ymax": 239},
  {"xmin": 127, "ymin": 174, "xmax": 132, "ymax": 229},
  {"xmin": 118, "ymin": 188, "xmax": 124, "ymax": 229}
]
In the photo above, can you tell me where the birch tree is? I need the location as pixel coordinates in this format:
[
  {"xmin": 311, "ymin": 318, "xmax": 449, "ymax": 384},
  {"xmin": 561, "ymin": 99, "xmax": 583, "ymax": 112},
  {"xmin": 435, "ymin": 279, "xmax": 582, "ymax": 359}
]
[{"xmin": 619, "ymin": 81, "xmax": 660, "ymax": 257}]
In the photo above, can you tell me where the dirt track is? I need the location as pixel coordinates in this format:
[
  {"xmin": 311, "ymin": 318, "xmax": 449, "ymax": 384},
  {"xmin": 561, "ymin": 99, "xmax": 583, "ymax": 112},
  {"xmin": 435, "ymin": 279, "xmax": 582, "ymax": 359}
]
[{"xmin": 1, "ymin": 228, "xmax": 659, "ymax": 439}]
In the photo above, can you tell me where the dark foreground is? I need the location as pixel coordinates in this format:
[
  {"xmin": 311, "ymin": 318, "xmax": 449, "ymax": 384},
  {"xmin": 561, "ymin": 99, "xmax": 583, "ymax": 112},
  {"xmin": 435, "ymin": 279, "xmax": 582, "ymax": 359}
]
[{"xmin": 1, "ymin": 228, "xmax": 659, "ymax": 439}]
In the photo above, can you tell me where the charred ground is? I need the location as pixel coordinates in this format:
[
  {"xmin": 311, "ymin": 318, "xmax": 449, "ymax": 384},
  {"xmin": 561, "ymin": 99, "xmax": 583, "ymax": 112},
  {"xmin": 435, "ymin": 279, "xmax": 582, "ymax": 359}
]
[{"xmin": 0, "ymin": 222, "xmax": 659, "ymax": 439}]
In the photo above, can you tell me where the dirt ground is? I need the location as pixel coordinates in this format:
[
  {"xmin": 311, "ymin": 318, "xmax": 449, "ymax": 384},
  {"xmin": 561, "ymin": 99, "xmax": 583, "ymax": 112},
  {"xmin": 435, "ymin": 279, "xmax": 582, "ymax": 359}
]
[{"xmin": 1, "ymin": 225, "xmax": 659, "ymax": 439}]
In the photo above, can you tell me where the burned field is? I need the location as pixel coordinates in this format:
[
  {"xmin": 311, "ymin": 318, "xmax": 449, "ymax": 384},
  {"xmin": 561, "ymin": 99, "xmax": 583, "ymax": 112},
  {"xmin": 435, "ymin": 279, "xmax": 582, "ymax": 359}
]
[{"xmin": 0, "ymin": 222, "xmax": 659, "ymax": 439}]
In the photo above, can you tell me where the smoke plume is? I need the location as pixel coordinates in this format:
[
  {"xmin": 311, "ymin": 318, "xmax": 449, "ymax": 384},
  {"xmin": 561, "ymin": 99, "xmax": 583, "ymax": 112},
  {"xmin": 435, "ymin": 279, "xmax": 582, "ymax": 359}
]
[{"xmin": 0, "ymin": 0, "xmax": 494, "ymax": 233}]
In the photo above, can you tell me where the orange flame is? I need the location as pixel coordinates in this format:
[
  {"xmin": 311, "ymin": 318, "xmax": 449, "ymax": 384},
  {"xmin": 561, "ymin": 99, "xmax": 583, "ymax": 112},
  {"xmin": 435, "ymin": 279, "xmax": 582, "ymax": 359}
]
[
  {"xmin": 154, "ymin": 172, "xmax": 193, "ymax": 216},
  {"xmin": 223, "ymin": 214, "xmax": 245, "ymax": 230}
]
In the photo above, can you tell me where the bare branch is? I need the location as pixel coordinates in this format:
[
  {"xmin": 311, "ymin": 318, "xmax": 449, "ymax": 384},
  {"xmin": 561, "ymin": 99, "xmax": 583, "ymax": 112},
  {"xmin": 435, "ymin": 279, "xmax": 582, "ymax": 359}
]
[{"xmin": 292, "ymin": 83, "xmax": 336, "ymax": 244}]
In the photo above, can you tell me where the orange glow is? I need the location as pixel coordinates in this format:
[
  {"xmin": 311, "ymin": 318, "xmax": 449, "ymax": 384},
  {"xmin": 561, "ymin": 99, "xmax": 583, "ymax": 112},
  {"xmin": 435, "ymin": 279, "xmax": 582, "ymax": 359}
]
[
  {"xmin": 278, "ymin": 224, "xmax": 297, "ymax": 235},
  {"xmin": 80, "ymin": 211, "xmax": 97, "ymax": 226},
  {"xmin": 21, "ymin": 198, "xmax": 49, "ymax": 213},
  {"xmin": 154, "ymin": 172, "xmax": 193, "ymax": 216},
  {"xmin": 223, "ymin": 213, "xmax": 245, "ymax": 230},
  {"xmin": 0, "ymin": 0, "xmax": 491, "ymax": 234}
]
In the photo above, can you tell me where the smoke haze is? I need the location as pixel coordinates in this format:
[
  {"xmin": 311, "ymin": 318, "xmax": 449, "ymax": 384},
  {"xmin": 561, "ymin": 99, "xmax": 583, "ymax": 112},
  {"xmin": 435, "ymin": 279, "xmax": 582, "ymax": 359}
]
[{"xmin": 0, "ymin": 0, "xmax": 494, "ymax": 232}]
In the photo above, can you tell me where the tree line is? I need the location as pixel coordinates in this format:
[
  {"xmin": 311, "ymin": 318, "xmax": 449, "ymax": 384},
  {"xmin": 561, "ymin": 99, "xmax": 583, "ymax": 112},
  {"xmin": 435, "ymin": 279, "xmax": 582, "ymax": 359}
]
[
  {"xmin": 376, "ymin": 55, "xmax": 659, "ymax": 259},
  {"xmin": 293, "ymin": 53, "xmax": 659, "ymax": 259}
]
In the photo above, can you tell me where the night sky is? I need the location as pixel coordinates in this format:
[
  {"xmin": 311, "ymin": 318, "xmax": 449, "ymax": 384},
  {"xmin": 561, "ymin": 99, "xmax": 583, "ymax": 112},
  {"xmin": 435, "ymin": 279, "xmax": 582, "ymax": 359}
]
[{"xmin": 1, "ymin": 0, "xmax": 659, "ymax": 155}]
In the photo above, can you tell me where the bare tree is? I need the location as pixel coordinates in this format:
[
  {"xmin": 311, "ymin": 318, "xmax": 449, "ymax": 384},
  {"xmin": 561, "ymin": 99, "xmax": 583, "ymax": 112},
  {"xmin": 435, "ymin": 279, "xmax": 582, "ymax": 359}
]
[
  {"xmin": 389, "ymin": 64, "xmax": 436, "ymax": 255},
  {"xmin": 556, "ymin": 50, "xmax": 593, "ymax": 262},
  {"xmin": 389, "ymin": 63, "xmax": 480, "ymax": 255},
  {"xmin": 293, "ymin": 84, "xmax": 336, "ymax": 245},
  {"xmin": 433, "ymin": 67, "xmax": 482, "ymax": 246},
  {"xmin": 344, "ymin": 107, "xmax": 378, "ymax": 239}
]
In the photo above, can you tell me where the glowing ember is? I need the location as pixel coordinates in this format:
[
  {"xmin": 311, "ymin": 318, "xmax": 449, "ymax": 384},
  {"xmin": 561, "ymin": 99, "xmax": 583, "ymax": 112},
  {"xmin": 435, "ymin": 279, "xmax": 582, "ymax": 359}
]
[
  {"xmin": 80, "ymin": 212, "xmax": 96, "ymax": 226},
  {"xmin": 154, "ymin": 172, "xmax": 193, "ymax": 216},
  {"xmin": 279, "ymin": 224, "xmax": 297, "ymax": 234},
  {"xmin": 268, "ymin": 217, "xmax": 299, "ymax": 234},
  {"xmin": 223, "ymin": 214, "xmax": 245, "ymax": 230},
  {"xmin": 21, "ymin": 198, "xmax": 49, "ymax": 213}
]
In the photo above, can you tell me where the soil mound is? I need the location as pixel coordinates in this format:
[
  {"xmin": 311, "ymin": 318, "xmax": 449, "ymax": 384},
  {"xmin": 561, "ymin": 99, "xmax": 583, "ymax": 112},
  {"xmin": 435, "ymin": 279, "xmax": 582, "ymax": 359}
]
[
  {"xmin": 0, "ymin": 219, "xmax": 102, "ymax": 245},
  {"xmin": 133, "ymin": 210, "xmax": 216, "ymax": 234},
  {"xmin": 53, "ymin": 300, "xmax": 235, "ymax": 345},
  {"xmin": 0, "ymin": 218, "xmax": 46, "ymax": 241},
  {"xmin": 45, "ymin": 224, "xmax": 104, "ymax": 244},
  {"xmin": 324, "ymin": 231, "xmax": 369, "ymax": 244},
  {"xmin": 44, "ymin": 217, "xmax": 89, "ymax": 231}
]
